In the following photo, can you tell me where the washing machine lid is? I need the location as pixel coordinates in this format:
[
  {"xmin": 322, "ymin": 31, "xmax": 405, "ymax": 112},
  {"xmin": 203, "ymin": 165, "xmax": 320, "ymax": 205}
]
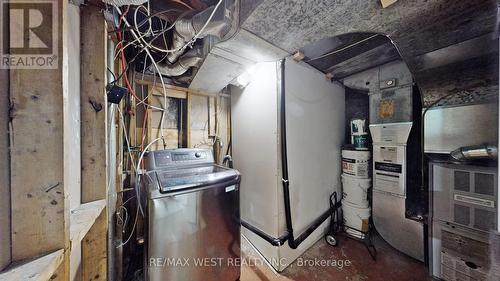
[{"xmin": 154, "ymin": 164, "xmax": 240, "ymax": 193}]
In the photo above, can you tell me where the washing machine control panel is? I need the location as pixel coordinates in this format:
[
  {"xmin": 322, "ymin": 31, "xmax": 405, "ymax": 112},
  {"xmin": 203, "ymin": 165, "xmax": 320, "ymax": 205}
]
[{"xmin": 145, "ymin": 149, "xmax": 214, "ymax": 170}]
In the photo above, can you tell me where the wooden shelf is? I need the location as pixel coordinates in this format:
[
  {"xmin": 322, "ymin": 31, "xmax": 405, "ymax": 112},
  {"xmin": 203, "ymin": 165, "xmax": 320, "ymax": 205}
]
[
  {"xmin": 0, "ymin": 249, "xmax": 63, "ymax": 281},
  {"xmin": 70, "ymin": 199, "xmax": 106, "ymax": 250}
]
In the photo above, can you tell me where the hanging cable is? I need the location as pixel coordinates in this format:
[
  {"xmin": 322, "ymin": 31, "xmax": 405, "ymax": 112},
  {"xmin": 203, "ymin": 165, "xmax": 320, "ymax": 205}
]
[{"xmin": 115, "ymin": 6, "xmax": 168, "ymax": 148}]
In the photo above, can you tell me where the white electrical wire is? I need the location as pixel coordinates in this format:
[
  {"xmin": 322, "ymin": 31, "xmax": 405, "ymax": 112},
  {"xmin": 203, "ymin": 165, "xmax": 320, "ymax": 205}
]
[
  {"xmin": 135, "ymin": 137, "xmax": 162, "ymax": 174},
  {"xmin": 116, "ymin": 205, "xmax": 138, "ymax": 248},
  {"xmin": 114, "ymin": 31, "xmax": 149, "ymax": 60},
  {"xmin": 114, "ymin": 6, "xmax": 168, "ymax": 148},
  {"xmin": 112, "ymin": 1, "xmax": 225, "ymax": 247},
  {"xmin": 134, "ymin": 137, "xmax": 162, "ymax": 218},
  {"xmin": 125, "ymin": 0, "xmax": 223, "ymax": 54},
  {"xmin": 135, "ymin": 56, "xmax": 151, "ymax": 108},
  {"xmin": 117, "ymin": 105, "xmax": 136, "ymax": 167},
  {"xmin": 134, "ymin": 5, "xmax": 152, "ymax": 37},
  {"xmin": 114, "ymin": 15, "xmax": 176, "ymax": 60},
  {"xmin": 146, "ymin": 0, "xmax": 153, "ymax": 35},
  {"xmin": 117, "ymin": 205, "xmax": 129, "ymax": 233}
]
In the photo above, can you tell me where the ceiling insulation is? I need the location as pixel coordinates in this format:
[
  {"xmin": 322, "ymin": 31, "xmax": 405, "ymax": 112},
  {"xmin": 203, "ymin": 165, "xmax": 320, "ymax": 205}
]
[
  {"xmin": 299, "ymin": 33, "xmax": 400, "ymax": 79},
  {"xmin": 239, "ymin": 0, "xmax": 498, "ymax": 107}
]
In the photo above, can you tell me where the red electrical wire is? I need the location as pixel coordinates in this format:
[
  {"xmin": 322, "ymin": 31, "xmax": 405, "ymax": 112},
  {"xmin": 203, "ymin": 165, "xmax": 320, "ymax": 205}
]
[
  {"xmin": 117, "ymin": 6, "xmax": 143, "ymax": 103},
  {"xmin": 117, "ymin": 6, "xmax": 149, "ymax": 163}
]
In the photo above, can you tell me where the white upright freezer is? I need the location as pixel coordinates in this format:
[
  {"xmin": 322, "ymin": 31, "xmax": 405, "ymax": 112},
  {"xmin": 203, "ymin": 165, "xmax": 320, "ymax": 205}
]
[{"xmin": 231, "ymin": 58, "xmax": 345, "ymax": 271}]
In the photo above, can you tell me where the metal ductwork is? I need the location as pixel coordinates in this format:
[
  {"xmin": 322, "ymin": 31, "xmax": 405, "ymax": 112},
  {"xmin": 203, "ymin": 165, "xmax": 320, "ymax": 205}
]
[
  {"xmin": 102, "ymin": 0, "xmax": 147, "ymax": 7},
  {"xmin": 150, "ymin": 0, "xmax": 287, "ymax": 91},
  {"xmin": 158, "ymin": 0, "xmax": 238, "ymax": 74},
  {"xmin": 451, "ymin": 144, "xmax": 498, "ymax": 161},
  {"xmin": 150, "ymin": 48, "xmax": 204, "ymax": 77}
]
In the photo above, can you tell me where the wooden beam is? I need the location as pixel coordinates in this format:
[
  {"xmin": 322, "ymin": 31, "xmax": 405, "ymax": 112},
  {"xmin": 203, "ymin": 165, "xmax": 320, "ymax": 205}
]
[
  {"xmin": 80, "ymin": 4, "xmax": 107, "ymax": 203},
  {"xmin": 186, "ymin": 93, "xmax": 191, "ymax": 147},
  {"xmin": 0, "ymin": 64, "xmax": 10, "ymax": 271},
  {"xmin": 114, "ymin": 101, "xmax": 124, "ymax": 281},
  {"xmin": 0, "ymin": 249, "xmax": 64, "ymax": 281},
  {"xmin": 150, "ymin": 86, "xmax": 187, "ymax": 99},
  {"xmin": 70, "ymin": 199, "xmax": 106, "ymax": 250},
  {"xmin": 80, "ymin": 5, "xmax": 108, "ymax": 281},
  {"xmin": 9, "ymin": 1, "xmax": 69, "ymax": 271},
  {"xmin": 135, "ymin": 76, "xmax": 229, "ymax": 98},
  {"xmin": 50, "ymin": 262, "xmax": 66, "ymax": 281},
  {"xmin": 82, "ymin": 209, "xmax": 107, "ymax": 281}
]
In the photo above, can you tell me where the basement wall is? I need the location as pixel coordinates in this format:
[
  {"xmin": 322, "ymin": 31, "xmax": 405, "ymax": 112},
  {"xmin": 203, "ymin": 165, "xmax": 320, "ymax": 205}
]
[{"xmin": 136, "ymin": 84, "xmax": 231, "ymax": 162}]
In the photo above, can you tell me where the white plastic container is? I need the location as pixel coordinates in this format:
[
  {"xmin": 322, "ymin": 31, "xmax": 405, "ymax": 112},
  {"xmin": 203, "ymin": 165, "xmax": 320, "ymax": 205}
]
[
  {"xmin": 350, "ymin": 118, "xmax": 369, "ymax": 150},
  {"xmin": 350, "ymin": 118, "xmax": 367, "ymax": 135},
  {"xmin": 342, "ymin": 200, "xmax": 371, "ymax": 239},
  {"xmin": 341, "ymin": 149, "xmax": 371, "ymax": 178},
  {"xmin": 341, "ymin": 174, "xmax": 371, "ymax": 208}
]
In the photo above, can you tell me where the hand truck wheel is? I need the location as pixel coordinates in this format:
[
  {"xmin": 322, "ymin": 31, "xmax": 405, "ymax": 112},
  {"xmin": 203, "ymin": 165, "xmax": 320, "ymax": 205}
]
[{"xmin": 325, "ymin": 233, "xmax": 337, "ymax": 246}]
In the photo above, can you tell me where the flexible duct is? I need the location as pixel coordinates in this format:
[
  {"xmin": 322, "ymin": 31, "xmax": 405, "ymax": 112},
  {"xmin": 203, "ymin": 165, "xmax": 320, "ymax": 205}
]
[
  {"xmin": 151, "ymin": 53, "xmax": 204, "ymax": 77},
  {"xmin": 153, "ymin": 0, "xmax": 237, "ymax": 77},
  {"xmin": 167, "ymin": 0, "xmax": 237, "ymax": 63},
  {"xmin": 450, "ymin": 144, "xmax": 498, "ymax": 161},
  {"xmin": 102, "ymin": 0, "xmax": 146, "ymax": 7}
]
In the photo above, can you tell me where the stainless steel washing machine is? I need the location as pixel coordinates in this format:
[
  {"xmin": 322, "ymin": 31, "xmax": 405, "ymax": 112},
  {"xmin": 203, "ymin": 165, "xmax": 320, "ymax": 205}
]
[{"xmin": 143, "ymin": 148, "xmax": 241, "ymax": 281}]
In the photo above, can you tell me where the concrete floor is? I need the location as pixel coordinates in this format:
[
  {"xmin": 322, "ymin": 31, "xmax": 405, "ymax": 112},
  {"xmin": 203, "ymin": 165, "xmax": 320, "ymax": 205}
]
[{"xmin": 240, "ymin": 233, "xmax": 432, "ymax": 281}]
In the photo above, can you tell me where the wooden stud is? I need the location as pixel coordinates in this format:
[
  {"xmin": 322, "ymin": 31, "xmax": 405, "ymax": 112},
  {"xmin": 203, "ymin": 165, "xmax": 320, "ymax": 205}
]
[
  {"xmin": 129, "ymin": 92, "xmax": 137, "ymax": 161},
  {"xmin": 50, "ymin": 261, "xmax": 66, "ymax": 281},
  {"xmin": 80, "ymin": 4, "xmax": 107, "ymax": 203},
  {"xmin": 292, "ymin": 51, "xmax": 305, "ymax": 62},
  {"xmin": 114, "ymin": 99, "xmax": 124, "ymax": 281},
  {"xmin": 9, "ymin": 4, "xmax": 69, "ymax": 277},
  {"xmin": 82, "ymin": 209, "xmax": 107, "ymax": 281},
  {"xmin": 147, "ymin": 87, "xmax": 153, "ymax": 149},
  {"xmin": 0, "ymin": 64, "xmax": 10, "ymax": 271},
  {"xmin": 80, "ymin": 5, "xmax": 108, "ymax": 281},
  {"xmin": 208, "ymin": 96, "xmax": 216, "ymax": 136}
]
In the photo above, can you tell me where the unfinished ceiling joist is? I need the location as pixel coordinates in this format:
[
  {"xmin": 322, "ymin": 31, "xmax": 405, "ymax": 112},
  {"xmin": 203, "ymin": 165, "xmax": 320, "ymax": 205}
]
[{"xmin": 136, "ymin": 77, "xmax": 230, "ymax": 98}]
